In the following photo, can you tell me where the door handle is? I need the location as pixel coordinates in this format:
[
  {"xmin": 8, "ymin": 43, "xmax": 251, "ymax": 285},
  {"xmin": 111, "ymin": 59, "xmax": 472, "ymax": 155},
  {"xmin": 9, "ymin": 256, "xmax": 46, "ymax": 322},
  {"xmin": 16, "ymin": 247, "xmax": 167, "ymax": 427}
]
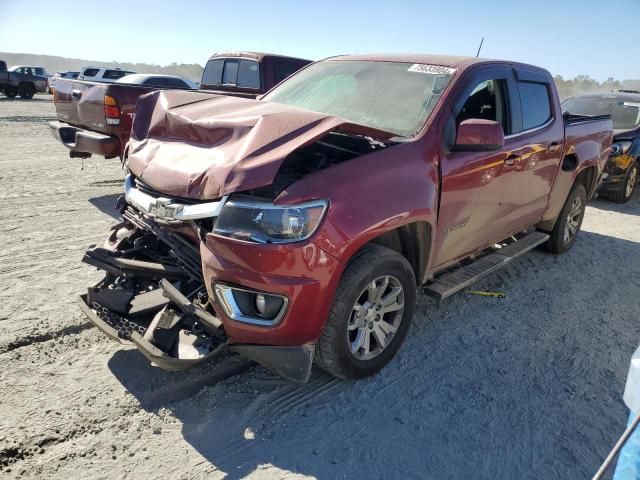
[
  {"xmin": 548, "ymin": 142, "xmax": 561, "ymax": 153},
  {"xmin": 504, "ymin": 154, "xmax": 521, "ymax": 166}
]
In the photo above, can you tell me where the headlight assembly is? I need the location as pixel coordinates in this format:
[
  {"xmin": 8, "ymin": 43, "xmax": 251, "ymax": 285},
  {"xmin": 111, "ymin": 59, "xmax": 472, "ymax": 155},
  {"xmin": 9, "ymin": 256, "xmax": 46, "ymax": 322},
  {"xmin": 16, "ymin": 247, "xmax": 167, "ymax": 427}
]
[
  {"xmin": 611, "ymin": 141, "xmax": 632, "ymax": 156},
  {"xmin": 213, "ymin": 198, "xmax": 328, "ymax": 244}
]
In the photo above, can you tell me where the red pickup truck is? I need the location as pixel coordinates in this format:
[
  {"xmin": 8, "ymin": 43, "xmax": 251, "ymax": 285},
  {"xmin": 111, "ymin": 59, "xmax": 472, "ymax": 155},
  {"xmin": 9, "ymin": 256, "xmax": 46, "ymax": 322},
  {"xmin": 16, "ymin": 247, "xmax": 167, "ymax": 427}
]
[
  {"xmin": 48, "ymin": 52, "xmax": 310, "ymax": 159},
  {"xmin": 78, "ymin": 54, "xmax": 612, "ymax": 382}
]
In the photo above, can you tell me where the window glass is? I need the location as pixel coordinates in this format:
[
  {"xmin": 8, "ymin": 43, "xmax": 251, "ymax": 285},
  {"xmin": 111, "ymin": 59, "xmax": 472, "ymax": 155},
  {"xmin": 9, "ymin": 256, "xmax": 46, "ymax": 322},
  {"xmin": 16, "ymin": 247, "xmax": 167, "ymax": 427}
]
[
  {"xmin": 222, "ymin": 60, "xmax": 239, "ymax": 85},
  {"xmin": 165, "ymin": 78, "xmax": 188, "ymax": 89},
  {"xmin": 265, "ymin": 60, "xmax": 455, "ymax": 138},
  {"xmin": 24, "ymin": 68, "xmax": 34, "ymax": 76},
  {"xmin": 237, "ymin": 60, "xmax": 260, "ymax": 89},
  {"xmin": 103, "ymin": 70, "xmax": 128, "ymax": 80},
  {"xmin": 456, "ymin": 79, "xmax": 507, "ymax": 132},
  {"xmin": 562, "ymin": 95, "xmax": 640, "ymax": 130},
  {"xmin": 35, "ymin": 68, "xmax": 44, "ymax": 76},
  {"xmin": 202, "ymin": 59, "xmax": 224, "ymax": 85},
  {"xmin": 274, "ymin": 61, "xmax": 302, "ymax": 84},
  {"xmin": 519, "ymin": 82, "xmax": 551, "ymax": 130},
  {"xmin": 83, "ymin": 68, "xmax": 99, "ymax": 77}
]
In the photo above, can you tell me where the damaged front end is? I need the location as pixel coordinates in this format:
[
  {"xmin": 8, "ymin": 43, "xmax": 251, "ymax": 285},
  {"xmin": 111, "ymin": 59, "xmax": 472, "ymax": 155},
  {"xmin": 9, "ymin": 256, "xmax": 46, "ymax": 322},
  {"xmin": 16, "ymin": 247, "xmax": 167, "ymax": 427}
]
[{"xmin": 79, "ymin": 190, "xmax": 313, "ymax": 382}]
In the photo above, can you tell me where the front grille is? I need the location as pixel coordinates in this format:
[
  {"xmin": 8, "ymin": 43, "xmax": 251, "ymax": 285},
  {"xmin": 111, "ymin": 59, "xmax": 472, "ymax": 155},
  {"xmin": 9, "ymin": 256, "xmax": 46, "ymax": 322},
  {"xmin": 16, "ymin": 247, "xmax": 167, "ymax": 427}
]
[{"xmin": 133, "ymin": 176, "xmax": 201, "ymax": 205}]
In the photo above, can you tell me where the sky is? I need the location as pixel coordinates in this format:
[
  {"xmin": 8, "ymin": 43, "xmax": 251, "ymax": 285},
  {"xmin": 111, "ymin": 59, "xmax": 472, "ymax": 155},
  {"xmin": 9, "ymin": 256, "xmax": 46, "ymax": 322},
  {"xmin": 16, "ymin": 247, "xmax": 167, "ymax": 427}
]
[{"xmin": 1, "ymin": 0, "xmax": 638, "ymax": 81}]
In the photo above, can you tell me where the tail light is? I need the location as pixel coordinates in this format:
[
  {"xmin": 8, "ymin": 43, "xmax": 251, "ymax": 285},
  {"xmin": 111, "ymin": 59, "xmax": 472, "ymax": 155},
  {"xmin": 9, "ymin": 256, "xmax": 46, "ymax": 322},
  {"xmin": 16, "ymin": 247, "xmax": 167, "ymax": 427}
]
[{"xmin": 104, "ymin": 95, "xmax": 120, "ymax": 125}]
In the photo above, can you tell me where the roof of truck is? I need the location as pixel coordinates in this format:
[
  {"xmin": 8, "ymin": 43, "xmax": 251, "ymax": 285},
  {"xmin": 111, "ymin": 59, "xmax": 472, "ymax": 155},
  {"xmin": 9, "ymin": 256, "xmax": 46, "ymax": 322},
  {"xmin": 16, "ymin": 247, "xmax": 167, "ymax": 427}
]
[
  {"xmin": 208, "ymin": 51, "xmax": 311, "ymax": 62},
  {"xmin": 328, "ymin": 53, "xmax": 551, "ymax": 72},
  {"xmin": 568, "ymin": 91, "xmax": 640, "ymax": 101}
]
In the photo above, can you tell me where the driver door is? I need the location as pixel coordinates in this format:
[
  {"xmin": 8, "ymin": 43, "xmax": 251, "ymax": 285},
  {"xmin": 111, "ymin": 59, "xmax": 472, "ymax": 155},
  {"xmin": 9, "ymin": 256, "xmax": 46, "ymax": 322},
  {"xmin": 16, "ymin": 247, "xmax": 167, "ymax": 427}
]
[{"xmin": 432, "ymin": 66, "xmax": 519, "ymax": 268}]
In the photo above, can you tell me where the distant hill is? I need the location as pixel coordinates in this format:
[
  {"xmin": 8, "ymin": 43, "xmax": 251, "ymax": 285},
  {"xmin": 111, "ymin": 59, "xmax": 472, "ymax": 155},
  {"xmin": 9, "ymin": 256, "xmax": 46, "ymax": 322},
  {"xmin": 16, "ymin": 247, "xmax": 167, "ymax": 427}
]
[{"xmin": 0, "ymin": 52, "xmax": 204, "ymax": 82}]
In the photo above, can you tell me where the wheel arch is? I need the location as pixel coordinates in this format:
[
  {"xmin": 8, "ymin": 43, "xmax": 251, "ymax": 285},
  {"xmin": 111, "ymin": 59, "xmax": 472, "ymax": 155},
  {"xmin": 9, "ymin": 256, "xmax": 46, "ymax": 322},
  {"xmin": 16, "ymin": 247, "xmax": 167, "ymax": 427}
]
[{"xmin": 364, "ymin": 221, "xmax": 432, "ymax": 285}]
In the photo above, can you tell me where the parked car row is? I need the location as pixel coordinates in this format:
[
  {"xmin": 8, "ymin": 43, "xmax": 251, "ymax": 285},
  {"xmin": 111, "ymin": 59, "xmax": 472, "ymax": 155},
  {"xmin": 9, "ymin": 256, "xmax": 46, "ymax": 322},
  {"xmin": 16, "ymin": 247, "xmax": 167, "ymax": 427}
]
[
  {"xmin": 46, "ymin": 52, "xmax": 621, "ymax": 383},
  {"xmin": 49, "ymin": 52, "xmax": 311, "ymax": 159}
]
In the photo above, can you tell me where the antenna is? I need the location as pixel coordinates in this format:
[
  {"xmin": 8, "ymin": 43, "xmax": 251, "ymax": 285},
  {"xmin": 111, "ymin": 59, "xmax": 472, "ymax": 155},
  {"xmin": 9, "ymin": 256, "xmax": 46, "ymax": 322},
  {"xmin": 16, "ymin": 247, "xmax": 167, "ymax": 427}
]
[{"xmin": 476, "ymin": 37, "xmax": 484, "ymax": 57}]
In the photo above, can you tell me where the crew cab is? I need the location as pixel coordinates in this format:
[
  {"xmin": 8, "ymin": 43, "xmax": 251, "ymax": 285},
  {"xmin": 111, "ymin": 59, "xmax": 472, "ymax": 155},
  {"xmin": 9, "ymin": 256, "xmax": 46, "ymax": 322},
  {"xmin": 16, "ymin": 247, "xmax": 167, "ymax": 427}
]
[
  {"xmin": 0, "ymin": 61, "xmax": 48, "ymax": 99},
  {"xmin": 48, "ymin": 52, "xmax": 311, "ymax": 159},
  {"xmin": 77, "ymin": 54, "xmax": 613, "ymax": 382},
  {"xmin": 563, "ymin": 91, "xmax": 640, "ymax": 202}
]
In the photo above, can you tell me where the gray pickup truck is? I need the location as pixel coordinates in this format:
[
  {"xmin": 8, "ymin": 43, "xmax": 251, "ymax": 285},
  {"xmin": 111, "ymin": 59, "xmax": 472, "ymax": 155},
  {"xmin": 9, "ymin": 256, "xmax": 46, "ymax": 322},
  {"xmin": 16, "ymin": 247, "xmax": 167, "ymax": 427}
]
[{"xmin": 0, "ymin": 61, "xmax": 48, "ymax": 99}]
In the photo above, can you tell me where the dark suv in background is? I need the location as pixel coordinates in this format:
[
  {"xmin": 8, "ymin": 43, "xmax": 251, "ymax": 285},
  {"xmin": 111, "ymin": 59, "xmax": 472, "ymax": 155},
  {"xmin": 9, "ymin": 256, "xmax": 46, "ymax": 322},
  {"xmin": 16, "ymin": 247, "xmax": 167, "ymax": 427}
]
[{"xmin": 563, "ymin": 91, "xmax": 640, "ymax": 202}]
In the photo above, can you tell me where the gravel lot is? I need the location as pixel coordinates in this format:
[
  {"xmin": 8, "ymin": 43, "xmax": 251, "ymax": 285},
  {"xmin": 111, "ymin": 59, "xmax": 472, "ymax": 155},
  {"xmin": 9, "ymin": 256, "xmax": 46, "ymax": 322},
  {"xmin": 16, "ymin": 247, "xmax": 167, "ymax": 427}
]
[{"xmin": 1, "ymin": 96, "xmax": 639, "ymax": 479}]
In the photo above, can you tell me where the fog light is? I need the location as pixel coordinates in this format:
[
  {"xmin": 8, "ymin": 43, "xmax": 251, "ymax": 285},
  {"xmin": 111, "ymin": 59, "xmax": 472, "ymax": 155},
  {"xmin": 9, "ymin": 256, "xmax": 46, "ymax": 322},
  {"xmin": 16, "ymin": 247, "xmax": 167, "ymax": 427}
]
[
  {"xmin": 255, "ymin": 294, "xmax": 266, "ymax": 315},
  {"xmin": 214, "ymin": 284, "xmax": 288, "ymax": 326}
]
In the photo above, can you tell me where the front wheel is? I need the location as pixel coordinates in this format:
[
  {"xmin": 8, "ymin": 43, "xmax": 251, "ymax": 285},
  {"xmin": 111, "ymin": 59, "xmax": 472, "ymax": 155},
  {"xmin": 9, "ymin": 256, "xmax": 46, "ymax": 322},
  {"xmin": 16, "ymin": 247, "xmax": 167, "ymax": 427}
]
[
  {"xmin": 545, "ymin": 183, "xmax": 587, "ymax": 254},
  {"xmin": 314, "ymin": 244, "xmax": 416, "ymax": 379}
]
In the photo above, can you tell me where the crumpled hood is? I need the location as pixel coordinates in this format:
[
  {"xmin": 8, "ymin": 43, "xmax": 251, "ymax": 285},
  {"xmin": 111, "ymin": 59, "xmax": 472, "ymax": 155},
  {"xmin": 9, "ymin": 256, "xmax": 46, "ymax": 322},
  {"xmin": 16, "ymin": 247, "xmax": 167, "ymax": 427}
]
[{"xmin": 126, "ymin": 90, "xmax": 393, "ymax": 200}]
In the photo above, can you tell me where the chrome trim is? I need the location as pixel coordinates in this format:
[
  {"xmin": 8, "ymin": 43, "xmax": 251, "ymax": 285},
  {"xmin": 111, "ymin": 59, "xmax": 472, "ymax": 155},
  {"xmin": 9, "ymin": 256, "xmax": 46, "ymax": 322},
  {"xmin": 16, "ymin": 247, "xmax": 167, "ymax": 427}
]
[
  {"xmin": 213, "ymin": 284, "xmax": 288, "ymax": 327},
  {"xmin": 124, "ymin": 174, "xmax": 227, "ymax": 221},
  {"xmin": 504, "ymin": 118, "xmax": 554, "ymax": 140}
]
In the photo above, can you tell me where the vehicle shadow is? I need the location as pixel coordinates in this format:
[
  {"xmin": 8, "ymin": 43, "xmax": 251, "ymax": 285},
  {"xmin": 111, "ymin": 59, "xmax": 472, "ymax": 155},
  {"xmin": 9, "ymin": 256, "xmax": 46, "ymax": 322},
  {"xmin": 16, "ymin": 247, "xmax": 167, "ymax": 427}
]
[
  {"xmin": 107, "ymin": 228, "xmax": 640, "ymax": 479},
  {"xmin": 0, "ymin": 97, "xmax": 52, "ymax": 103},
  {"xmin": 589, "ymin": 191, "xmax": 640, "ymax": 216},
  {"xmin": 88, "ymin": 193, "xmax": 121, "ymax": 220}
]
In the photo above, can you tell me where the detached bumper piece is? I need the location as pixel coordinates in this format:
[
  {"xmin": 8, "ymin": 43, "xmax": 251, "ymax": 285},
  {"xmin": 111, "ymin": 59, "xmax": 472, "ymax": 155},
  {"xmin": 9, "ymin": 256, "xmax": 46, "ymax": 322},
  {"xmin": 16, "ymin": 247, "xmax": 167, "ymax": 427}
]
[
  {"xmin": 80, "ymin": 276, "xmax": 227, "ymax": 371},
  {"xmin": 79, "ymin": 214, "xmax": 314, "ymax": 382}
]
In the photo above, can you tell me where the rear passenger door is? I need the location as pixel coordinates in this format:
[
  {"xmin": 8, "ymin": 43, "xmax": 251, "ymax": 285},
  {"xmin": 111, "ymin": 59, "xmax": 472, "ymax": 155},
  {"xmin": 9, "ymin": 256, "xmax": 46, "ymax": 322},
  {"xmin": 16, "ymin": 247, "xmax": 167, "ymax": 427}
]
[{"xmin": 499, "ymin": 68, "xmax": 563, "ymax": 228}]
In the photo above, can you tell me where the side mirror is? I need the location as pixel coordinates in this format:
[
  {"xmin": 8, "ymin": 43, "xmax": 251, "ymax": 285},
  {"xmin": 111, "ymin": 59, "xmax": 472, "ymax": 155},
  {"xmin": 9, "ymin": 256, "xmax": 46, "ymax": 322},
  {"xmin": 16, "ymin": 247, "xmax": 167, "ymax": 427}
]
[{"xmin": 453, "ymin": 119, "xmax": 504, "ymax": 152}]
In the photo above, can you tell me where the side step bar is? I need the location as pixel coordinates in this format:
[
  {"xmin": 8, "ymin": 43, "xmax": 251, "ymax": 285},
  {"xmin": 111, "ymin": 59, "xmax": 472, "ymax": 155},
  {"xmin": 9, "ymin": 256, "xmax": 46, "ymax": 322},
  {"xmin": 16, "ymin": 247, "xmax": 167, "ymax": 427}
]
[{"xmin": 423, "ymin": 231, "xmax": 549, "ymax": 301}]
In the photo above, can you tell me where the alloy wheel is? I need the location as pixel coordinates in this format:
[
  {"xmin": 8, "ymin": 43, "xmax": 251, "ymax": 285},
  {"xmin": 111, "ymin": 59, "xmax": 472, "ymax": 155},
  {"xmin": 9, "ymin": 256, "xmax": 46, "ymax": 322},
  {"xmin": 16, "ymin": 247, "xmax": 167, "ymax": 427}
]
[
  {"xmin": 563, "ymin": 196, "xmax": 583, "ymax": 244},
  {"xmin": 626, "ymin": 166, "xmax": 637, "ymax": 199},
  {"xmin": 347, "ymin": 275, "xmax": 405, "ymax": 360}
]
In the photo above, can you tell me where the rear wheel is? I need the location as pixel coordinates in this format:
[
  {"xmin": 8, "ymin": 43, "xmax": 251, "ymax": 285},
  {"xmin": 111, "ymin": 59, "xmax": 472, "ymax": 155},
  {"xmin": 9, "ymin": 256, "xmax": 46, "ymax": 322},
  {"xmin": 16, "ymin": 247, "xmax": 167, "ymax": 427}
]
[
  {"xmin": 315, "ymin": 244, "xmax": 416, "ymax": 379},
  {"xmin": 608, "ymin": 163, "xmax": 638, "ymax": 203},
  {"xmin": 18, "ymin": 83, "xmax": 35, "ymax": 99},
  {"xmin": 3, "ymin": 87, "xmax": 17, "ymax": 98},
  {"xmin": 545, "ymin": 183, "xmax": 587, "ymax": 254}
]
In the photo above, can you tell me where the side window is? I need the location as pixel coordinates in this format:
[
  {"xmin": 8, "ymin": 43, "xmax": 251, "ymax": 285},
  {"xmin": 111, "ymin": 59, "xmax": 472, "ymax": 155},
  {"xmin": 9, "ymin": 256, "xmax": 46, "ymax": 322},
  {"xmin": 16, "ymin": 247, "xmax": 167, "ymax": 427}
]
[
  {"xmin": 456, "ymin": 79, "xmax": 508, "ymax": 133},
  {"xmin": 24, "ymin": 68, "xmax": 33, "ymax": 76},
  {"xmin": 236, "ymin": 60, "xmax": 260, "ymax": 89},
  {"xmin": 83, "ymin": 68, "xmax": 99, "ymax": 77},
  {"xmin": 103, "ymin": 70, "xmax": 127, "ymax": 80},
  {"xmin": 35, "ymin": 68, "xmax": 44, "ymax": 76},
  {"xmin": 222, "ymin": 60, "xmax": 239, "ymax": 85},
  {"xmin": 202, "ymin": 59, "xmax": 224, "ymax": 86},
  {"xmin": 273, "ymin": 61, "xmax": 302, "ymax": 84},
  {"xmin": 518, "ymin": 81, "xmax": 551, "ymax": 130}
]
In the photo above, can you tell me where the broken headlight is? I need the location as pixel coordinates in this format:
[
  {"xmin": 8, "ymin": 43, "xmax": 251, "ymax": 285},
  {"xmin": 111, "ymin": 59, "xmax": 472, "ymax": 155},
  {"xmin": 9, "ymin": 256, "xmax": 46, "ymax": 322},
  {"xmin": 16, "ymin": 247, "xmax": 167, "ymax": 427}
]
[{"xmin": 213, "ymin": 198, "xmax": 328, "ymax": 243}]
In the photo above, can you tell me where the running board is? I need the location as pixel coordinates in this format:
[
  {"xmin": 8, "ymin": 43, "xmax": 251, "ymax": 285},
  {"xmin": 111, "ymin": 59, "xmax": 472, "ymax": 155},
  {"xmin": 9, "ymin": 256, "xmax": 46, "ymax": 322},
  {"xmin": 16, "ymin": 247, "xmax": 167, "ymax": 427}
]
[{"xmin": 423, "ymin": 231, "xmax": 549, "ymax": 301}]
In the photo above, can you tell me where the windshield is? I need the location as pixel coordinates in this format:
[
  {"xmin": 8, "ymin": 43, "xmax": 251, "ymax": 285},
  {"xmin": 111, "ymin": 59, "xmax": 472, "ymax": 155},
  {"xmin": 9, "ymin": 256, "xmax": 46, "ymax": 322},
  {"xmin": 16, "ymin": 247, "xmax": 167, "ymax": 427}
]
[
  {"xmin": 263, "ymin": 60, "xmax": 455, "ymax": 138},
  {"xmin": 562, "ymin": 96, "xmax": 640, "ymax": 130}
]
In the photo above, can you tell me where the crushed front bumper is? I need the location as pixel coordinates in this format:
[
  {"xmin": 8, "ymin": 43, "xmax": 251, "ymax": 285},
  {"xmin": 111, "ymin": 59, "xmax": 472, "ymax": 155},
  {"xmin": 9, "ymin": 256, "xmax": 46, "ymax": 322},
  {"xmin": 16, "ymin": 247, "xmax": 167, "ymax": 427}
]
[{"xmin": 78, "ymin": 211, "xmax": 315, "ymax": 382}]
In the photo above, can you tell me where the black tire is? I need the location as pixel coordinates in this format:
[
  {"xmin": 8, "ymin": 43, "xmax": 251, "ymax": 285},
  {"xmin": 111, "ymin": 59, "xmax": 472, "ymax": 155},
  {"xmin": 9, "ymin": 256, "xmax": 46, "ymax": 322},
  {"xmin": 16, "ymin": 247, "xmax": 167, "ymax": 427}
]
[
  {"xmin": 315, "ymin": 244, "xmax": 416, "ymax": 379},
  {"xmin": 545, "ymin": 183, "xmax": 587, "ymax": 254},
  {"xmin": 18, "ymin": 83, "xmax": 35, "ymax": 99},
  {"xmin": 3, "ymin": 87, "xmax": 17, "ymax": 98},
  {"xmin": 607, "ymin": 163, "xmax": 638, "ymax": 204}
]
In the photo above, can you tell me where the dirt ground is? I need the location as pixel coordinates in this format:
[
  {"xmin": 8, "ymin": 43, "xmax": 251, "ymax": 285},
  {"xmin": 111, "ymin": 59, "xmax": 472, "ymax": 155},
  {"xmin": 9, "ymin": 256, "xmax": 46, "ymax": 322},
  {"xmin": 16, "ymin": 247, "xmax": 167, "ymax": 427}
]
[{"xmin": 1, "ymin": 96, "xmax": 639, "ymax": 480}]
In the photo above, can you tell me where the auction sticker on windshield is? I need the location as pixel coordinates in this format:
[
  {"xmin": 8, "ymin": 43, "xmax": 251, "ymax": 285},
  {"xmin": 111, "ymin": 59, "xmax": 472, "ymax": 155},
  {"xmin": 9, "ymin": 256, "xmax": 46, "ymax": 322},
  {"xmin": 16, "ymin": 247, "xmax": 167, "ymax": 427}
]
[{"xmin": 408, "ymin": 64, "xmax": 456, "ymax": 75}]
